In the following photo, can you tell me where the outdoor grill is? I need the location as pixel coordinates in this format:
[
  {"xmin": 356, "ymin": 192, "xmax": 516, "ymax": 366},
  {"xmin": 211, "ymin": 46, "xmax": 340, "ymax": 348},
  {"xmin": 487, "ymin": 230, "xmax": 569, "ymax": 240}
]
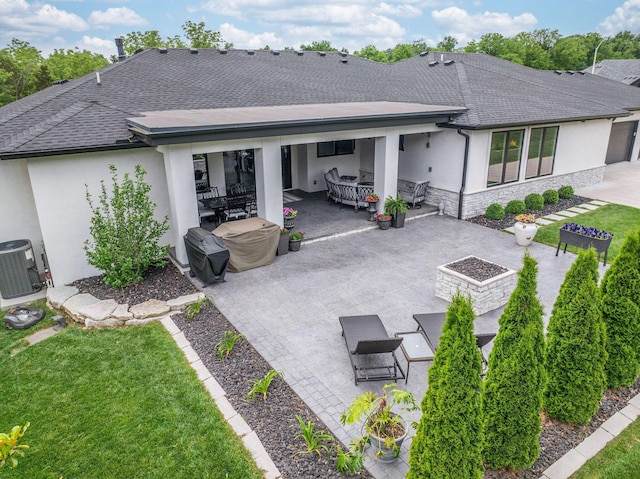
[{"xmin": 183, "ymin": 228, "xmax": 230, "ymax": 284}]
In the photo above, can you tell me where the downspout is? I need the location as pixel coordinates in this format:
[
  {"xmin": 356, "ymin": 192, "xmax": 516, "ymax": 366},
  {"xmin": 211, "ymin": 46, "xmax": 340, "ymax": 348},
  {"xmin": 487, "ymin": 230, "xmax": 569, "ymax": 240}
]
[{"xmin": 457, "ymin": 128, "xmax": 470, "ymax": 220}]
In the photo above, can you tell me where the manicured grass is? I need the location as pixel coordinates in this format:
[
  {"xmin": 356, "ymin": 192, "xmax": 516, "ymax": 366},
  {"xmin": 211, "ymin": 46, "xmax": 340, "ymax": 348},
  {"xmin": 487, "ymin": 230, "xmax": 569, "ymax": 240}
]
[
  {"xmin": 571, "ymin": 417, "xmax": 640, "ymax": 478},
  {"xmin": 0, "ymin": 321, "xmax": 263, "ymax": 479},
  {"xmin": 535, "ymin": 204, "xmax": 640, "ymax": 263}
]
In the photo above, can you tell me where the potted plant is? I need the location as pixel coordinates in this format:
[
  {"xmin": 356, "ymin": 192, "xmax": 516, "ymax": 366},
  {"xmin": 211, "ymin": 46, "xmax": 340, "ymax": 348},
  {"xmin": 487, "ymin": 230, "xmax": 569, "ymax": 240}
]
[
  {"xmin": 289, "ymin": 230, "xmax": 305, "ymax": 251},
  {"xmin": 514, "ymin": 213, "xmax": 538, "ymax": 246},
  {"xmin": 384, "ymin": 194, "xmax": 408, "ymax": 228},
  {"xmin": 557, "ymin": 222, "xmax": 614, "ymax": 265},
  {"xmin": 283, "ymin": 207, "xmax": 298, "ymax": 230},
  {"xmin": 277, "ymin": 228, "xmax": 290, "ymax": 256},
  {"xmin": 366, "ymin": 193, "xmax": 379, "ymax": 221},
  {"xmin": 340, "ymin": 384, "xmax": 418, "ymax": 464},
  {"xmin": 376, "ymin": 212, "xmax": 392, "ymax": 230}
]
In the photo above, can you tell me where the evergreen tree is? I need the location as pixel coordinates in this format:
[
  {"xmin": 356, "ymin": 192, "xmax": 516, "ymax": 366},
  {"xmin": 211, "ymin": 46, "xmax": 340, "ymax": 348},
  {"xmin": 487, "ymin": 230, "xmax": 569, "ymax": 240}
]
[
  {"xmin": 483, "ymin": 253, "xmax": 545, "ymax": 470},
  {"xmin": 544, "ymin": 249, "xmax": 606, "ymax": 424},
  {"xmin": 408, "ymin": 293, "xmax": 484, "ymax": 479},
  {"xmin": 601, "ymin": 228, "xmax": 640, "ymax": 388}
]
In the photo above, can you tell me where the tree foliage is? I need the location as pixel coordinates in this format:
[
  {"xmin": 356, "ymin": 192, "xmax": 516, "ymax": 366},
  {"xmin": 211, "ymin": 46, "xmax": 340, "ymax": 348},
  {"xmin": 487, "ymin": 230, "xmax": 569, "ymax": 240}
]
[
  {"xmin": 84, "ymin": 165, "xmax": 170, "ymax": 288},
  {"xmin": 408, "ymin": 293, "xmax": 484, "ymax": 479},
  {"xmin": 46, "ymin": 48, "xmax": 109, "ymax": 82},
  {"xmin": 544, "ymin": 248, "xmax": 607, "ymax": 424},
  {"xmin": 299, "ymin": 40, "xmax": 339, "ymax": 52},
  {"xmin": 601, "ymin": 228, "xmax": 640, "ymax": 388},
  {"xmin": 483, "ymin": 253, "xmax": 545, "ymax": 470},
  {"xmin": 120, "ymin": 21, "xmax": 222, "ymax": 55}
]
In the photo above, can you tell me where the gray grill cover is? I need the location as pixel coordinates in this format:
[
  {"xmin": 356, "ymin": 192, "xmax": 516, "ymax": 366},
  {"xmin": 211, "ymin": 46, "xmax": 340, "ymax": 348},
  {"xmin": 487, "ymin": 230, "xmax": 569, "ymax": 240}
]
[{"xmin": 184, "ymin": 228, "xmax": 230, "ymax": 284}]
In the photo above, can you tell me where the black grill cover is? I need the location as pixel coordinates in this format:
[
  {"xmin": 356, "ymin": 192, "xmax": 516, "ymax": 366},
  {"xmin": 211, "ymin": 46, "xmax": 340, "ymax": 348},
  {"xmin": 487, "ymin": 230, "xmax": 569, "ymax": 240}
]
[{"xmin": 184, "ymin": 227, "xmax": 230, "ymax": 284}]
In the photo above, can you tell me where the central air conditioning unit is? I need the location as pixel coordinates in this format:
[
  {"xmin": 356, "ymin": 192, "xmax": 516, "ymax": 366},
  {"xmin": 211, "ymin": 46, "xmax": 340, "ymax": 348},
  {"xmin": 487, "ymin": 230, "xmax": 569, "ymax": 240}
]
[{"xmin": 0, "ymin": 239, "xmax": 43, "ymax": 299}]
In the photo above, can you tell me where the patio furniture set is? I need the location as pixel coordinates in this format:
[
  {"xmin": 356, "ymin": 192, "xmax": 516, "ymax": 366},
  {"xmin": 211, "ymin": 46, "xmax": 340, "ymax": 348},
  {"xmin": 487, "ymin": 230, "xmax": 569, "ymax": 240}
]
[
  {"xmin": 339, "ymin": 313, "xmax": 495, "ymax": 385},
  {"xmin": 197, "ymin": 185, "xmax": 258, "ymax": 227}
]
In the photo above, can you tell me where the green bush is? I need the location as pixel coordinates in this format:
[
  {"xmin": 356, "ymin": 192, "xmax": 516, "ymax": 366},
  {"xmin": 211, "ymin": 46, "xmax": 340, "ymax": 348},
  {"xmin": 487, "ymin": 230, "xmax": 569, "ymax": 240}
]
[
  {"xmin": 505, "ymin": 200, "xmax": 526, "ymax": 215},
  {"xmin": 84, "ymin": 165, "xmax": 170, "ymax": 288},
  {"xmin": 524, "ymin": 193, "xmax": 544, "ymax": 211},
  {"xmin": 485, "ymin": 203, "xmax": 505, "ymax": 220},
  {"xmin": 601, "ymin": 228, "xmax": 640, "ymax": 388},
  {"xmin": 542, "ymin": 189, "xmax": 559, "ymax": 205},
  {"xmin": 544, "ymin": 249, "xmax": 607, "ymax": 424},
  {"xmin": 558, "ymin": 185, "xmax": 574, "ymax": 199},
  {"xmin": 483, "ymin": 253, "xmax": 545, "ymax": 470},
  {"xmin": 408, "ymin": 293, "xmax": 484, "ymax": 479}
]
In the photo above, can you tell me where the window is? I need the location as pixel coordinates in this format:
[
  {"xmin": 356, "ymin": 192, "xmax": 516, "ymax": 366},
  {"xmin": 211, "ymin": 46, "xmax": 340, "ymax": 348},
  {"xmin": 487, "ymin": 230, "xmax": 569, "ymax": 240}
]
[
  {"xmin": 193, "ymin": 154, "xmax": 209, "ymax": 192},
  {"xmin": 526, "ymin": 127, "xmax": 558, "ymax": 179},
  {"xmin": 317, "ymin": 139, "xmax": 355, "ymax": 157},
  {"xmin": 487, "ymin": 130, "xmax": 524, "ymax": 187}
]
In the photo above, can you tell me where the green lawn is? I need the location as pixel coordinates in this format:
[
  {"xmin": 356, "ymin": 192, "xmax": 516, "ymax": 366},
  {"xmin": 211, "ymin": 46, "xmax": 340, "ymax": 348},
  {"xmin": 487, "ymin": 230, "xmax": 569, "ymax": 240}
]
[
  {"xmin": 534, "ymin": 204, "xmax": 640, "ymax": 263},
  {"xmin": 571, "ymin": 417, "xmax": 640, "ymax": 478},
  {"xmin": 0, "ymin": 300, "xmax": 58, "ymax": 356},
  {"xmin": 0, "ymin": 319, "xmax": 263, "ymax": 479}
]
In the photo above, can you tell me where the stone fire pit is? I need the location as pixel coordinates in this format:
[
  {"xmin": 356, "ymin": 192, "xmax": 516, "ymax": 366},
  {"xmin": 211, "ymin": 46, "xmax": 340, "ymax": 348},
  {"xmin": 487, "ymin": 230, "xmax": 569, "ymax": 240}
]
[{"xmin": 436, "ymin": 256, "xmax": 517, "ymax": 315}]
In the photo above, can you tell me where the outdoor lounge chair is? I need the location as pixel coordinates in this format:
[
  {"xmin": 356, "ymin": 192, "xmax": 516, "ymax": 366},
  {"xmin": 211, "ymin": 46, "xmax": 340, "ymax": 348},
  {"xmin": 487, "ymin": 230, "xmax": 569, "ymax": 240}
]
[
  {"xmin": 399, "ymin": 180, "xmax": 429, "ymax": 208},
  {"xmin": 413, "ymin": 313, "xmax": 496, "ymax": 375},
  {"xmin": 339, "ymin": 315, "xmax": 405, "ymax": 385}
]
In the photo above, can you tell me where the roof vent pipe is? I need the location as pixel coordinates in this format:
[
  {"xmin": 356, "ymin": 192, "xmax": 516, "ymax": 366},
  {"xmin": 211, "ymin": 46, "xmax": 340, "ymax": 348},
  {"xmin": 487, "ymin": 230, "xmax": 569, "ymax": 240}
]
[
  {"xmin": 440, "ymin": 53, "xmax": 444, "ymax": 61},
  {"xmin": 95, "ymin": 72, "xmax": 101, "ymax": 86},
  {"xmin": 114, "ymin": 37, "xmax": 126, "ymax": 61}
]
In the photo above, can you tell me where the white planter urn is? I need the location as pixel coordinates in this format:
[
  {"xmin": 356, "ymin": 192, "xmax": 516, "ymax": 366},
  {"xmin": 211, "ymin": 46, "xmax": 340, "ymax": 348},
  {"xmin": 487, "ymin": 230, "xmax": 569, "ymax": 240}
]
[{"xmin": 514, "ymin": 221, "xmax": 538, "ymax": 246}]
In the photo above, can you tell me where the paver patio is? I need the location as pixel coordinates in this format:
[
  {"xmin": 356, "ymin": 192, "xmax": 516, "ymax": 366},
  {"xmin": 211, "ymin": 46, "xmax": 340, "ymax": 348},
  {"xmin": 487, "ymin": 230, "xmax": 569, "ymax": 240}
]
[{"xmin": 200, "ymin": 214, "xmax": 579, "ymax": 478}]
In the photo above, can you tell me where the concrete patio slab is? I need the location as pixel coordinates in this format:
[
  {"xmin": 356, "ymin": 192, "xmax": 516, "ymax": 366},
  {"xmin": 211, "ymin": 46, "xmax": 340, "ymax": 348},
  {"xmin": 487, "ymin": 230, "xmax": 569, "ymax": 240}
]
[
  {"xmin": 200, "ymin": 215, "xmax": 579, "ymax": 478},
  {"xmin": 576, "ymin": 161, "xmax": 640, "ymax": 208}
]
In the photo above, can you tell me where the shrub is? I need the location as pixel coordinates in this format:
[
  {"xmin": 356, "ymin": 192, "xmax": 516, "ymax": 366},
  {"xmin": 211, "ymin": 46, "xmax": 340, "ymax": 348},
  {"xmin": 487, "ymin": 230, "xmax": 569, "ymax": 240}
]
[
  {"xmin": 0, "ymin": 423, "xmax": 30, "ymax": 473},
  {"xmin": 524, "ymin": 193, "xmax": 544, "ymax": 211},
  {"xmin": 483, "ymin": 253, "xmax": 545, "ymax": 469},
  {"xmin": 544, "ymin": 249, "xmax": 607, "ymax": 424},
  {"xmin": 485, "ymin": 203, "xmax": 505, "ymax": 220},
  {"xmin": 558, "ymin": 185, "xmax": 574, "ymax": 199},
  {"xmin": 542, "ymin": 189, "xmax": 559, "ymax": 205},
  {"xmin": 601, "ymin": 228, "xmax": 640, "ymax": 388},
  {"xmin": 505, "ymin": 200, "xmax": 526, "ymax": 215},
  {"xmin": 408, "ymin": 293, "xmax": 484, "ymax": 479},
  {"xmin": 84, "ymin": 165, "xmax": 169, "ymax": 288}
]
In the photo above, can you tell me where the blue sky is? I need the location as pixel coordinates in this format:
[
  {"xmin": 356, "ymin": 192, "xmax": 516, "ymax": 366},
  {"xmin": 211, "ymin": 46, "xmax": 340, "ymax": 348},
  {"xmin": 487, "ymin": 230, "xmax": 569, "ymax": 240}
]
[{"xmin": 0, "ymin": 0, "xmax": 637, "ymax": 59}]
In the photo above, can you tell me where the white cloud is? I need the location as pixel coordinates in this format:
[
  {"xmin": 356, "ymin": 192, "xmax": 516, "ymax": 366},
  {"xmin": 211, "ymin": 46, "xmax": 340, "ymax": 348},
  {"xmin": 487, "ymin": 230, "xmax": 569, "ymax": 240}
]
[
  {"xmin": 76, "ymin": 35, "xmax": 117, "ymax": 58},
  {"xmin": 219, "ymin": 23, "xmax": 284, "ymax": 49},
  {"xmin": 34, "ymin": 4, "xmax": 88, "ymax": 30},
  {"xmin": 88, "ymin": 7, "xmax": 148, "ymax": 28},
  {"xmin": 598, "ymin": 0, "xmax": 640, "ymax": 35},
  {"xmin": 376, "ymin": 2, "xmax": 421, "ymax": 17},
  {"xmin": 431, "ymin": 6, "xmax": 537, "ymax": 43}
]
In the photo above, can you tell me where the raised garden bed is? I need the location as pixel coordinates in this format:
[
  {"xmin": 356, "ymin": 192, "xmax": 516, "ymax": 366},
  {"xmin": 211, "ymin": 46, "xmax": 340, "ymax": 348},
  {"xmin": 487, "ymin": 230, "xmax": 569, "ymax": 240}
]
[{"xmin": 556, "ymin": 223, "xmax": 613, "ymax": 266}]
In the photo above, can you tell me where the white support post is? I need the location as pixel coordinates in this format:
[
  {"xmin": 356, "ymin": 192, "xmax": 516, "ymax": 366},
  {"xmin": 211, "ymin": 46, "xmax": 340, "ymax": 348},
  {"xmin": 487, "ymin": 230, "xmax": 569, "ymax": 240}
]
[
  {"xmin": 159, "ymin": 145, "xmax": 199, "ymax": 266},
  {"xmin": 254, "ymin": 139, "xmax": 284, "ymax": 225},
  {"xmin": 374, "ymin": 132, "xmax": 400, "ymax": 209}
]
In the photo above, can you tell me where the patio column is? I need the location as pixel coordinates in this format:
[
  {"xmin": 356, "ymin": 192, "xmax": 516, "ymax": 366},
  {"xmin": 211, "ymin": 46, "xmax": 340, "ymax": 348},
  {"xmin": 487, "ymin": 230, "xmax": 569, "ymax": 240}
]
[
  {"xmin": 158, "ymin": 145, "xmax": 199, "ymax": 266},
  {"xmin": 254, "ymin": 139, "xmax": 283, "ymax": 226},
  {"xmin": 374, "ymin": 132, "xmax": 400, "ymax": 208}
]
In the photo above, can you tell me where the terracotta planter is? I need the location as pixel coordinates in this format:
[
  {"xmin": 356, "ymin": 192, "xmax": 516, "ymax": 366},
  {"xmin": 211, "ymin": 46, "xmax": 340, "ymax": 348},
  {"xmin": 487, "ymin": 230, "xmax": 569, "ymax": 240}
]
[{"xmin": 514, "ymin": 221, "xmax": 538, "ymax": 246}]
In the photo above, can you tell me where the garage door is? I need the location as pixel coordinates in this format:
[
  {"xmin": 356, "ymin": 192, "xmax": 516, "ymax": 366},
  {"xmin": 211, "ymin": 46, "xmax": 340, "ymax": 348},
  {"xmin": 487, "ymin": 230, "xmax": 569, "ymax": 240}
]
[{"xmin": 605, "ymin": 121, "xmax": 637, "ymax": 164}]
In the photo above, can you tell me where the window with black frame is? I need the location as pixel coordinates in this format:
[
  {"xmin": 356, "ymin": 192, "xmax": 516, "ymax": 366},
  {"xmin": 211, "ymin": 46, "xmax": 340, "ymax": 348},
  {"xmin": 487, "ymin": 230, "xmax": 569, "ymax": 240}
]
[
  {"xmin": 487, "ymin": 129, "xmax": 524, "ymax": 187},
  {"xmin": 525, "ymin": 126, "xmax": 558, "ymax": 179},
  {"xmin": 317, "ymin": 139, "xmax": 355, "ymax": 157},
  {"xmin": 193, "ymin": 155, "xmax": 209, "ymax": 192}
]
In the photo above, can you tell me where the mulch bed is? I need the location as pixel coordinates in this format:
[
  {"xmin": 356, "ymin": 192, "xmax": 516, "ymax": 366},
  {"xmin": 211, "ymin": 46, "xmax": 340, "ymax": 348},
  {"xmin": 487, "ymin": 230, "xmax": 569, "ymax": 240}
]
[
  {"xmin": 72, "ymin": 217, "xmax": 640, "ymax": 478},
  {"xmin": 73, "ymin": 267, "xmax": 370, "ymax": 479}
]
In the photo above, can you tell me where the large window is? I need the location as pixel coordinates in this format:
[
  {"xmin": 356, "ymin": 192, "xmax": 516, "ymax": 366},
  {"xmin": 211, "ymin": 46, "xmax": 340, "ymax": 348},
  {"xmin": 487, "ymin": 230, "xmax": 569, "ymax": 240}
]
[
  {"xmin": 317, "ymin": 139, "xmax": 355, "ymax": 157},
  {"xmin": 487, "ymin": 130, "xmax": 524, "ymax": 187},
  {"xmin": 526, "ymin": 126, "xmax": 558, "ymax": 179}
]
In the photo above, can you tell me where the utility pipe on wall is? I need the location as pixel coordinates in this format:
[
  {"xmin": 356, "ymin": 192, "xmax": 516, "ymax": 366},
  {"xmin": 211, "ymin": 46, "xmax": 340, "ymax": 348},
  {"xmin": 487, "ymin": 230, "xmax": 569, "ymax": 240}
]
[{"xmin": 457, "ymin": 128, "xmax": 470, "ymax": 220}]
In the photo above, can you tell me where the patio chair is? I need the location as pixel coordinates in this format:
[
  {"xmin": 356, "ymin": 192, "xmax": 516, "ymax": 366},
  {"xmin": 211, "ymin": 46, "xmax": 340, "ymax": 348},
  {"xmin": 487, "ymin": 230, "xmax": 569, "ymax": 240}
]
[
  {"xmin": 413, "ymin": 313, "xmax": 495, "ymax": 376},
  {"xmin": 399, "ymin": 180, "xmax": 429, "ymax": 208},
  {"xmin": 225, "ymin": 195, "xmax": 249, "ymax": 221},
  {"xmin": 339, "ymin": 315, "xmax": 405, "ymax": 385},
  {"xmin": 197, "ymin": 189, "xmax": 219, "ymax": 224}
]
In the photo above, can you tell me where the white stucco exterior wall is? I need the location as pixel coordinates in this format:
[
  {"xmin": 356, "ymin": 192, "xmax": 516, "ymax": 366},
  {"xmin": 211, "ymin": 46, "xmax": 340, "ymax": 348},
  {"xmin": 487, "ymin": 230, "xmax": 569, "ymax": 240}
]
[
  {"xmin": 27, "ymin": 148, "xmax": 170, "ymax": 286},
  {"xmin": 0, "ymin": 159, "xmax": 44, "ymax": 274}
]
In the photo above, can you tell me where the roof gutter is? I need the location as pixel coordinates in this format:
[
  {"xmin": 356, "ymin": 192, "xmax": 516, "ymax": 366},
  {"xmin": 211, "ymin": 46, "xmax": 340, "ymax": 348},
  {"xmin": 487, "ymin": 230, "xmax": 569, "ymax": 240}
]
[
  {"xmin": 0, "ymin": 141, "xmax": 147, "ymax": 161},
  {"xmin": 456, "ymin": 128, "xmax": 470, "ymax": 220}
]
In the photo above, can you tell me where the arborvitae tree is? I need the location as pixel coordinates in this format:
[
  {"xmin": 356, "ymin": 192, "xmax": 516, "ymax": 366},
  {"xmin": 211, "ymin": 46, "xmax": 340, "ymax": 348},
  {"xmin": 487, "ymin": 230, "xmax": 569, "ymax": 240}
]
[
  {"xmin": 544, "ymin": 248, "xmax": 607, "ymax": 424},
  {"xmin": 408, "ymin": 293, "xmax": 484, "ymax": 479},
  {"xmin": 601, "ymin": 228, "xmax": 640, "ymax": 388},
  {"xmin": 483, "ymin": 253, "xmax": 545, "ymax": 470}
]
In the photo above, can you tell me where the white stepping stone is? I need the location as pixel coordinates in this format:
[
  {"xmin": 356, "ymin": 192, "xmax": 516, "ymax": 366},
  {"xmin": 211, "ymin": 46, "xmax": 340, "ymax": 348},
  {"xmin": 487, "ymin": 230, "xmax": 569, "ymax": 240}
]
[
  {"xmin": 543, "ymin": 214, "xmax": 566, "ymax": 221},
  {"xmin": 590, "ymin": 200, "xmax": 609, "ymax": 206},
  {"xmin": 567, "ymin": 207, "xmax": 591, "ymax": 214},
  {"xmin": 556, "ymin": 210, "xmax": 578, "ymax": 217},
  {"xmin": 535, "ymin": 218, "xmax": 554, "ymax": 226},
  {"xmin": 578, "ymin": 203, "xmax": 599, "ymax": 210}
]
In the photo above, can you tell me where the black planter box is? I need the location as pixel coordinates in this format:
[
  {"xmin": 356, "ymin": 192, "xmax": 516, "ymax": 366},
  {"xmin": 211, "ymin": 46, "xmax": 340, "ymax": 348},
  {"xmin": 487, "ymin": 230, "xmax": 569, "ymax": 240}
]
[
  {"xmin": 392, "ymin": 212, "xmax": 406, "ymax": 228},
  {"xmin": 556, "ymin": 228, "xmax": 613, "ymax": 266}
]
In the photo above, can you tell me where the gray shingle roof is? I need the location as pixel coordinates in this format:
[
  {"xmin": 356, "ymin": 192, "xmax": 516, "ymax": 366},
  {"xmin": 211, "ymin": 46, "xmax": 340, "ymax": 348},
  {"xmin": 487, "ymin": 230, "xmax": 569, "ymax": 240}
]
[
  {"xmin": 1, "ymin": 49, "xmax": 638, "ymax": 158},
  {"xmin": 590, "ymin": 59, "xmax": 640, "ymax": 85}
]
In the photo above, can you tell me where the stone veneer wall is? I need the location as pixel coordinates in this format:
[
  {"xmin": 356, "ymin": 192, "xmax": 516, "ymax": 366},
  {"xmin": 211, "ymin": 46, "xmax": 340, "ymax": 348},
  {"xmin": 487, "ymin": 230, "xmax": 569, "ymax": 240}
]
[
  {"xmin": 435, "ymin": 258, "xmax": 517, "ymax": 315},
  {"xmin": 427, "ymin": 166, "xmax": 605, "ymax": 219}
]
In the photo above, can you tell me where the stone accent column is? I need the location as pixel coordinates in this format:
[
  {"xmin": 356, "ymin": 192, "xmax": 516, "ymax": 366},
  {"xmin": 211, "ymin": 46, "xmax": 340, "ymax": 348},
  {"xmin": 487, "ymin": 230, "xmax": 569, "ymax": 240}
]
[{"xmin": 254, "ymin": 139, "xmax": 284, "ymax": 226}]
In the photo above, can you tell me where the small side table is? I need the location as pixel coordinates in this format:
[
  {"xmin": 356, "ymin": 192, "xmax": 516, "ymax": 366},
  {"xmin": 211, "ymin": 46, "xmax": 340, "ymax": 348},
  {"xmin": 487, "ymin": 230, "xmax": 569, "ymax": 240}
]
[{"xmin": 394, "ymin": 331, "xmax": 435, "ymax": 384}]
